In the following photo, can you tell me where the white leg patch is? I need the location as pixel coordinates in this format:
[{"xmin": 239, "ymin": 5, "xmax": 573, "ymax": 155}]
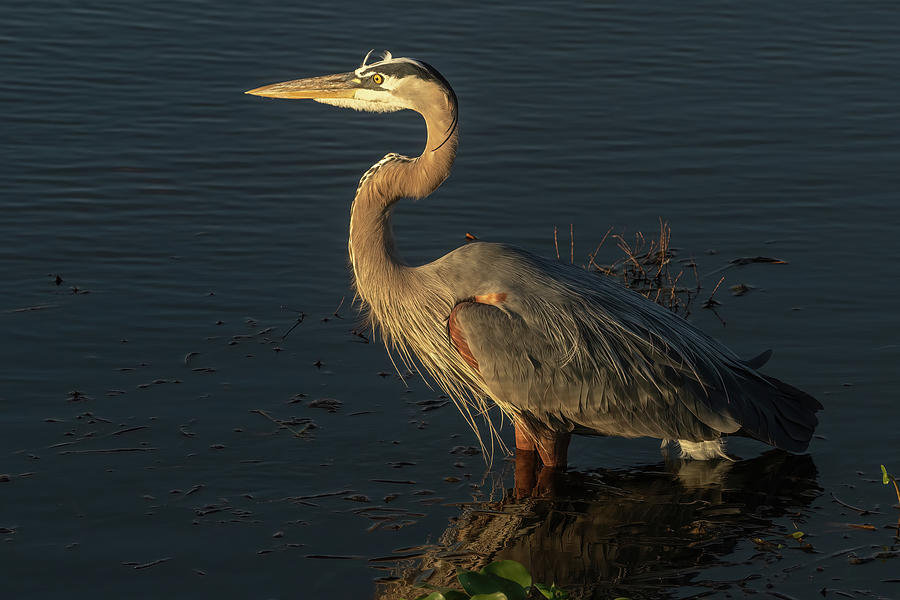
[{"xmin": 675, "ymin": 439, "xmax": 732, "ymax": 461}]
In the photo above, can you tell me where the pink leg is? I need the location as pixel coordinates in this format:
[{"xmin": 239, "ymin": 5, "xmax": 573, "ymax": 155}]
[
  {"xmin": 535, "ymin": 430, "xmax": 570, "ymax": 470},
  {"xmin": 515, "ymin": 424, "xmax": 536, "ymax": 452},
  {"xmin": 514, "ymin": 423, "xmax": 570, "ymax": 470},
  {"xmin": 513, "ymin": 447, "xmax": 538, "ymax": 499},
  {"xmin": 513, "ymin": 423, "xmax": 568, "ymax": 498},
  {"xmin": 513, "ymin": 423, "xmax": 538, "ymax": 498}
]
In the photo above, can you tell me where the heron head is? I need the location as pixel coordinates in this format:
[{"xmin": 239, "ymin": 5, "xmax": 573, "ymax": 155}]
[{"xmin": 245, "ymin": 50, "xmax": 456, "ymax": 116}]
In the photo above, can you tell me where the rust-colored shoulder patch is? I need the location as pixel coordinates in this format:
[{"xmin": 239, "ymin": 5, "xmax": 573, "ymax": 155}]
[
  {"xmin": 474, "ymin": 292, "xmax": 507, "ymax": 305},
  {"xmin": 448, "ymin": 302, "xmax": 479, "ymax": 372}
]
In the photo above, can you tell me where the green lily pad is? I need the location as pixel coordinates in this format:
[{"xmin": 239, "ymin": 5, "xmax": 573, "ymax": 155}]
[
  {"xmin": 416, "ymin": 586, "xmax": 468, "ymax": 600},
  {"xmin": 458, "ymin": 570, "xmax": 526, "ymax": 600},
  {"xmin": 481, "ymin": 560, "xmax": 532, "ymax": 589}
]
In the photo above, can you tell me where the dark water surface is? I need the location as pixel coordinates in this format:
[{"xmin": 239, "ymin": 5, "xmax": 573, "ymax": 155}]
[{"xmin": 3, "ymin": 2, "xmax": 899, "ymax": 598}]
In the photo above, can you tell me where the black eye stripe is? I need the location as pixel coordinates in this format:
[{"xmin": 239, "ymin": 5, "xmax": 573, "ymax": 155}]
[{"xmin": 357, "ymin": 59, "xmax": 451, "ymax": 92}]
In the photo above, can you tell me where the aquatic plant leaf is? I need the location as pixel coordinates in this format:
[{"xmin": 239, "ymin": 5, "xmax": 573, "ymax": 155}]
[
  {"xmin": 417, "ymin": 585, "xmax": 468, "ymax": 600},
  {"xmin": 790, "ymin": 531, "xmax": 805, "ymax": 539},
  {"xmin": 534, "ymin": 584, "xmax": 552, "ymax": 599},
  {"xmin": 458, "ymin": 570, "xmax": 525, "ymax": 600},
  {"xmin": 470, "ymin": 594, "xmax": 508, "ymax": 600},
  {"xmin": 412, "ymin": 593, "xmax": 446, "ymax": 600},
  {"xmin": 533, "ymin": 584, "xmax": 569, "ymax": 599},
  {"xmin": 551, "ymin": 585, "xmax": 570, "ymax": 599},
  {"xmin": 481, "ymin": 560, "xmax": 532, "ymax": 589},
  {"xmin": 882, "ymin": 464, "xmax": 890, "ymax": 485}
]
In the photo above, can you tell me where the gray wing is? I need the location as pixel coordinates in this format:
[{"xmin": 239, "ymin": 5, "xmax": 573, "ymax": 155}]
[
  {"xmin": 443, "ymin": 246, "xmax": 821, "ymax": 451},
  {"xmin": 450, "ymin": 300, "xmax": 733, "ymax": 442}
]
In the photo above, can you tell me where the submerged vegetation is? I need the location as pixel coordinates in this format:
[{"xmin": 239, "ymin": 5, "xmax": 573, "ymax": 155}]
[
  {"xmin": 553, "ymin": 220, "xmax": 723, "ymax": 319},
  {"xmin": 583, "ymin": 221, "xmax": 701, "ymax": 316},
  {"xmin": 549, "ymin": 220, "xmax": 792, "ymax": 323}
]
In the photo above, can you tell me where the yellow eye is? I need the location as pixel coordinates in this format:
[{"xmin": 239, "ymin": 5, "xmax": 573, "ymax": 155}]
[{"xmin": 372, "ymin": 74, "xmax": 384, "ymax": 85}]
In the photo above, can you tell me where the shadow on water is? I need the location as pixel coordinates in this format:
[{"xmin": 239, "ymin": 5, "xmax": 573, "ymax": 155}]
[{"xmin": 376, "ymin": 451, "xmax": 820, "ymax": 600}]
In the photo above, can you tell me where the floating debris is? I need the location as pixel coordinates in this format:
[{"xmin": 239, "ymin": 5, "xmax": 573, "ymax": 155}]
[
  {"xmin": 250, "ymin": 409, "xmax": 315, "ymax": 437},
  {"xmin": 185, "ymin": 484, "xmax": 204, "ymax": 496},
  {"xmin": 390, "ymin": 461, "xmax": 416, "ymax": 469},
  {"xmin": 730, "ymin": 283, "xmax": 753, "ymax": 296},
  {"xmin": 417, "ymin": 399, "xmax": 450, "ymax": 412},
  {"xmin": 67, "ymin": 390, "xmax": 92, "ymax": 402},
  {"xmin": 58, "ymin": 447, "xmax": 157, "ymax": 455},
  {"xmin": 290, "ymin": 489, "xmax": 355, "ymax": 501},
  {"xmin": 830, "ymin": 492, "xmax": 879, "ymax": 515},
  {"xmin": 9, "ymin": 304, "xmax": 58, "ymax": 313},
  {"xmin": 112, "ymin": 426, "xmax": 146, "ymax": 436},
  {"xmin": 127, "ymin": 557, "xmax": 171, "ymax": 570},
  {"xmin": 371, "ymin": 479, "xmax": 416, "ymax": 485},
  {"xmin": 308, "ymin": 398, "xmax": 342, "ymax": 413},
  {"xmin": 344, "ymin": 494, "xmax": 371, "ymax": 503},
  {"xmin": 450, "ymin": 446, "xmax": 481, "ymax": 456},
  {"xmin": 730, "ymin": 256, "xmax": 787, "ymax": 266},
  {"xmin": 848, "ymin": 550, "xmax": 899, "ymax": 565}
]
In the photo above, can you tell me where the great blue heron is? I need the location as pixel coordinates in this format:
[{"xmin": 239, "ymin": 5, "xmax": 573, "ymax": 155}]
[{"xmin": 246, "ymin": 51, "xmax": 821, "ymax": 469}]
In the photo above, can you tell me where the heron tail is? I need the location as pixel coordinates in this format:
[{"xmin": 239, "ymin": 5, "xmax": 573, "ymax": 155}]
[{"xmin": 737, "ymin": 375, "xmax": 822, "ymax": 453}]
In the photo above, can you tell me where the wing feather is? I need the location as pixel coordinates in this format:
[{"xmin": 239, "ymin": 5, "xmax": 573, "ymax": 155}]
[{"xmin": 438, "ymin": 243, "xmax": 821, "ymax": 452}]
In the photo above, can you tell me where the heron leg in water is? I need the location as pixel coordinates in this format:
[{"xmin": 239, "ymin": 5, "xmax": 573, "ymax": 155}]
[
  {"xmin": 514, "ymin": 447, "xmax": 539, "ymax": 498},
  {"xmin": 516, "ymin": 424, "xmax": 570, "ymax": 469},
  {"xmin": 514, "ymin": 426, "xmax": 536, "ymax": 452},
  {"xmin": 514, "ymin": 431, "xmax": 567, "ymax": 498}
]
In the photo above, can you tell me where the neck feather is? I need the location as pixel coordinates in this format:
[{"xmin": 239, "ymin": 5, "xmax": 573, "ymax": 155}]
[
  {"xmin": 348, "ymin": 104, "xmax": 458, "ymax": 311},
  {"xmin": 345, "ymin": 100, "xmax": 498, "ymax": 452}
]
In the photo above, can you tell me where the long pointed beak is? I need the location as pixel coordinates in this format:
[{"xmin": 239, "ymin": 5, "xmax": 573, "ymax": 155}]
[{"xmin": 245, "ymin": 72, "xmax": 359, "ymax": 100}]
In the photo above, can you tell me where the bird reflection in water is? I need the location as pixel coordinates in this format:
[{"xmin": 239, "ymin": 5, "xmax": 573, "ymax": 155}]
[{"xmin": 377, "ymin": 451, "xmax": 819, "ymax": 600}]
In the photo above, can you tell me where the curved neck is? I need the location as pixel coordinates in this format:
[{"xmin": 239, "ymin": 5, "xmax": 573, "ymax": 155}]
[{"xmin": 348, "ymin": 102, "xmax": 458, "ymax": 305}]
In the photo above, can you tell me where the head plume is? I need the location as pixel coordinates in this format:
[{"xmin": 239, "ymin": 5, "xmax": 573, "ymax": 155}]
[{"xmin": 360, "ymin": 49, "xmax": 392, "ymax": 68}]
